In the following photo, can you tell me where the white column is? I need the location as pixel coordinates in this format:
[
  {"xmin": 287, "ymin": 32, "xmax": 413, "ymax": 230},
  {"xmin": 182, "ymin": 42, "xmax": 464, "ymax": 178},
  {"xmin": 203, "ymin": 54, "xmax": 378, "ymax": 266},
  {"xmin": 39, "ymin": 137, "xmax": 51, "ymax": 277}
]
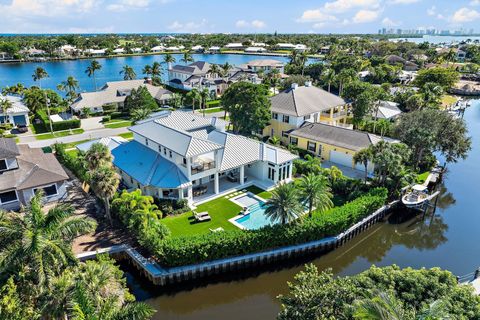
[
  {"xmin": 214, "ymin": 172, "xmax": 219, "ymax": 194},
  {"xmin": 178, "ymin": 188, "xmax": 184, "ymax": 200},
  {"xmin": 288, "ymin": 162, "xmax": 293, "ymax": 179},
  {"xmin": 187, "ymin": 186, "xmax": 193, "ymax": 200},
  {"xmin": 239, "ymin": 166, "xmax": 245, "ymax": 185}
]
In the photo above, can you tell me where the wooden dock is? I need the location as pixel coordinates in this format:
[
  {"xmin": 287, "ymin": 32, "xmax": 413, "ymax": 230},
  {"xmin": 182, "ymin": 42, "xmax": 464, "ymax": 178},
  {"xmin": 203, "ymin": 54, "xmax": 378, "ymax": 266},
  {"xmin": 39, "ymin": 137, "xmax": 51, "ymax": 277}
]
[{"xmin": 77, "ymin": 201, "xmax": 398, "ymax": 286}]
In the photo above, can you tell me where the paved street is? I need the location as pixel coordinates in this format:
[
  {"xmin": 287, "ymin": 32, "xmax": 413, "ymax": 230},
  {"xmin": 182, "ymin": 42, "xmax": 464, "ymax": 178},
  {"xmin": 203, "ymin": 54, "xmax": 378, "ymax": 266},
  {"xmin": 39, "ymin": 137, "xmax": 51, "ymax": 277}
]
[{"xmin": 19, "ymin": 127, "xmax": 130, "ymax": 148}]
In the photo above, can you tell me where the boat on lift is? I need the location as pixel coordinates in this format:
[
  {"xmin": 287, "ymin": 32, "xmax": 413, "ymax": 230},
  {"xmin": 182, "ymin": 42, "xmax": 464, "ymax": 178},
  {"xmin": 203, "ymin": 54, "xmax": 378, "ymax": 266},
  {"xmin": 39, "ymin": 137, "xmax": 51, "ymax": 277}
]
[{"xmin": 402, "ymin": 184, "xmax": 440, "ymax": 209}]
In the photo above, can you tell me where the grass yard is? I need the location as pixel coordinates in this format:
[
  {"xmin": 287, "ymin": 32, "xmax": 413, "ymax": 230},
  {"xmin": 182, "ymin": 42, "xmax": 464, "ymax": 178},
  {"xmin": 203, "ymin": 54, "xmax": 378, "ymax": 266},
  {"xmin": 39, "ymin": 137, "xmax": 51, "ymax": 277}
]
[
  {"xmin": 203, "ymin": 107, "xmax": 223, "ymax": 114},
  {"xmin": 60, "ymin": 139, "xmax": 91, "ymax": 149},
  {"xmin": 416, "ymin": 171, "xmax": 430, "ymax": 184},
  {"xmin": 35, "ymin": 129, "xmax": 84, "ymax": 140},
  {"xmin": 161, "ymin": 186, "xmax": 272, "ymax": 237},
  {"xmin": 104, "ymin": 120, "xmax": 133, "ymax": 129},
  {"xmin": 66, "ymin": 149, "xmax": 78, "ymax": 157},
  {"xmin": 118, "ymin": 132, "xmax": 134, "ymax": 140},
  {"xmin": 441, "ymin": 95, "xmax": 458, "ymax": 109}
]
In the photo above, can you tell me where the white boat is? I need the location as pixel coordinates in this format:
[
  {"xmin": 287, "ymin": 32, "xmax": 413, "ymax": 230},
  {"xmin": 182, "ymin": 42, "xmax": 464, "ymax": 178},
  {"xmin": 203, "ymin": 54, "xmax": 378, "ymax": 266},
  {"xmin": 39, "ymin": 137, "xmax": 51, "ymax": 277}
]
[{"xmin": 402, "ymin": 185, "xmax": 430, "ymax": 209}]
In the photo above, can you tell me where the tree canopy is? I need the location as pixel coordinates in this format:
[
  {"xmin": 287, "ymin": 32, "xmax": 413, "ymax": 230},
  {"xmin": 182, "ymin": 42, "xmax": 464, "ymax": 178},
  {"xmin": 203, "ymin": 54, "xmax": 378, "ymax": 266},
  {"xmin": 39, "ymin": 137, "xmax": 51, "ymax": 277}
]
[
  {"xmin": 221, "ymin": 82, "xmax": 271, "ymax": 135},
  {"xmin": 414, "ymin": 67, "xmax": 460, "ymax": 90}
]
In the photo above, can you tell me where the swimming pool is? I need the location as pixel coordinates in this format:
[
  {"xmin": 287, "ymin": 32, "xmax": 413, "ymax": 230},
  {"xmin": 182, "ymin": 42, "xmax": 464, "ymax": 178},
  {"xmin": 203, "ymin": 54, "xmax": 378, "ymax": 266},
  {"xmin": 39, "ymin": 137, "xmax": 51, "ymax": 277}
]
[{"xmin": 230, "ymin": 193, "xmax": 276, "ymax": 230}]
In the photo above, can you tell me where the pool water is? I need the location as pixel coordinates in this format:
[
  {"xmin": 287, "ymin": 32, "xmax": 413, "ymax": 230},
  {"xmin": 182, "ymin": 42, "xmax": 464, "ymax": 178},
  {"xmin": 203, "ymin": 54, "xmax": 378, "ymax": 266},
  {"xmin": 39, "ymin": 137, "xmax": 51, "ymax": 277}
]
[{"xmin": 235, "ymin": 200, "xmax": 275, "ymax": 230}]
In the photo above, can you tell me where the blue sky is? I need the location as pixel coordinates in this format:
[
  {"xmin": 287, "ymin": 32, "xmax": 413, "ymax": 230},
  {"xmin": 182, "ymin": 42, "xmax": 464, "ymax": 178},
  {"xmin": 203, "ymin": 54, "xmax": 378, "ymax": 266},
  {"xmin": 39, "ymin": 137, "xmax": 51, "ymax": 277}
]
[{"xmin": 0, "ymin": 0, "xmax": 479, "ymax": 34}]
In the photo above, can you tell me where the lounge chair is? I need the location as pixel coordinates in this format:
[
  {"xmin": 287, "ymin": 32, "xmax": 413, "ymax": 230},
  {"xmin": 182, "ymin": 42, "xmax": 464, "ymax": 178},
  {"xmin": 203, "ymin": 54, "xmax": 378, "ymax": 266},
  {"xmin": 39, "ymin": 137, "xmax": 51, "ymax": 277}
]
[
  {"xmin": 209, "ymin": 227, "xmax": 224, "ymax": 233},
  {"xmin": 193, "ymin": 211, "xmax": 211, "ymax": 222}
]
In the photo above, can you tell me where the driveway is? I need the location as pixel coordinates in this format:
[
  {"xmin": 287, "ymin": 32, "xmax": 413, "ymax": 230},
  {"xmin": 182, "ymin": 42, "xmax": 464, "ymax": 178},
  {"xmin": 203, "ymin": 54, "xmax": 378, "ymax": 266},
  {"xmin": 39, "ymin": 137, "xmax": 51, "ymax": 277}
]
[
  {"xmin": 322, "ymin": 161, "xmax": 366, "ymax": 180},
  {"xmin": 81, "ymin": 116, "xmax": 104, "ymax": 130}
]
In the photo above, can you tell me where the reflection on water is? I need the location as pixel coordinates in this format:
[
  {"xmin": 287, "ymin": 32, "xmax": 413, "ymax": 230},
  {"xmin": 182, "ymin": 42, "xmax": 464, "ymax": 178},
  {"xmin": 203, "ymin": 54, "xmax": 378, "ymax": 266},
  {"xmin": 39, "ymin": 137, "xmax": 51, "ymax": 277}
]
[{"xmin": 122, "ymin": 100, "xmax": 479, "ymax": 320}]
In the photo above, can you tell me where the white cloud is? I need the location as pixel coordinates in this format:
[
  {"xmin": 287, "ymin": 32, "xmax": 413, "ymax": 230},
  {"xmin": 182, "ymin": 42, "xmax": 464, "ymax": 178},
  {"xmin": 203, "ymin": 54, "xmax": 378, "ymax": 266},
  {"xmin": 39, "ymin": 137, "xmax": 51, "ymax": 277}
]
[
  {"xmin": 427, "ymin": 6, "xmax": 436, "ymax": 16},
  {"xmin": 324, "ymin": 0, "xmax": 380, "ymax": 13},
  {"xmin": 167, "ymin": 19, "xmax": 212, "ymax": 33},
  {"xmin": 235, "ymin": 19, "xmax": 266, "ymax": 29},
  {"xmin": 382, "ymin": 17, "xmax": 400, "ymax": 27},
  {"xmin": 353, "ymin": 9, "xmax": 380, "ymax": 23},
  {"xmin": 107, "ymin": 0, "xmax": 152, "ymax": 12},
  {"xmin": 0, "ymin": 0, "xmax": 98, "ymax": 17},
  {"xmin": 451, "ymin": 7, "xmax": 480, "ymax": 23},
  {"xmin": 470, "ymin": 0, "xmax": 480, "ymax": 5},
  {"xmin": 298, "ymin": 9, "xmax": 338, "ymax": 22},
  {"xmin": 389, "ymin": 0, "xmax": 421, "ymax": 4}
]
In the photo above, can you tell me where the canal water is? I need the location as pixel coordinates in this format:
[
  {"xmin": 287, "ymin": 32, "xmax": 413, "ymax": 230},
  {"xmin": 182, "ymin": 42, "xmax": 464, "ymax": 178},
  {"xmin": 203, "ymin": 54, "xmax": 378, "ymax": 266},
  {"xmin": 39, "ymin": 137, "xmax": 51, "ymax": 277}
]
[
  {"xmin": 120, "ymin": 99, "xmax": 480, "ymax": 320},
  {"xmin": 0, "ymin": 53, "xmax": 296, "ymax": 93}
]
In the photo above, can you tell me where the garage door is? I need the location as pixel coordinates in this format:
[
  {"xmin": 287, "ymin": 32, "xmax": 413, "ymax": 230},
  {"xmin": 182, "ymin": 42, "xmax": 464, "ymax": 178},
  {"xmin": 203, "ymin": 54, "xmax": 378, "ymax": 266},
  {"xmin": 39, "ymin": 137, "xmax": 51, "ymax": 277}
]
[
  {"xmin": 329, "ymin": 150, "xmax": 353, "ymax": 168},
  {"xmin": 13, "ymin": 115, "xmax": 26, "ymax": 126}
]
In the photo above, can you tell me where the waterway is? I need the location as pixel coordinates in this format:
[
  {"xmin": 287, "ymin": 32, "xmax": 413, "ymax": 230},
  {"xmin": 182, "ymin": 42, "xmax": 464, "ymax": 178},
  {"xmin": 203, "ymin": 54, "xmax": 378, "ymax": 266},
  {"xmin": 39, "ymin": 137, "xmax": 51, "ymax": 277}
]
[
  {"xmin": 121, "ymin": 99, "xmax": 480, "ymax": 320},
  {"xmin": 0, "ymin": 53, "xmax": 296, "ymax": 93},
  {"xmin": 391, "ymin": 35, "xmax": 480, "ymax": 44}
]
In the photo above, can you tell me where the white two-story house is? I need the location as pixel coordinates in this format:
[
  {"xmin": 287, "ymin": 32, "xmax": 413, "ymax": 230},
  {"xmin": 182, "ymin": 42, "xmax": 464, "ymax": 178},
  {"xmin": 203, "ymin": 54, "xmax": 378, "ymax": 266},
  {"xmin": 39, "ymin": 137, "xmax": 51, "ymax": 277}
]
[{"xmin": 112, "ymin": 111, "xmax": 297, "ymax": 205}]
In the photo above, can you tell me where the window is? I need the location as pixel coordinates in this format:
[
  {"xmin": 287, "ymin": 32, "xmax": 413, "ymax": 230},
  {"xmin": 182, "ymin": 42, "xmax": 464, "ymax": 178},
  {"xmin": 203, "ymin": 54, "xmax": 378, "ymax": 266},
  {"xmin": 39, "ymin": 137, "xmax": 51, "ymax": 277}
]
[
  {"xmin": 183, "ymin": 158, "xmax": 187, "ymax": 165},
  {"xmin": 145, "ymin": 138, "xmax": 149, "ymax": 146},
  {"xmin": 169, "ymin": 151, "xmax": 172, "ymax": 158},
  {"xmin": 318, "ymin": 144, "xmax": 322, "ymax": 156},
  {"xmin": 0, "ymin": 190, "xmax": 18, "ymax": 204},
  {"xmin": 163, "ymin": 147, "xmax": 167, "ymax": 156},
  {"xmin": 282, "ymin": 115, "xmax": 289, "ymax": 123},
  {"xmin": 0, "ymin": 159, "xmax": 7, "ymax": 171},
  {"xmin": 304, "ymin": 115, "xmax": 310, "ymax": 120},
  {"xmin": 272, "ymin": 112, "xmax": 278, "ymax": 120},
  {"xmin": 290, "ymin": 137, "xmax": 298, "ymax": 145},
  {"xmin": 307, "ymin": 141, "xmax": 316, "ymax": 152},
  {"xmin": 34, "ymin": 184, "xmax": 58, "ymax": 197},
  {"xmin": 282, "ymin": 131, "xmax": 289, "ymax": 138},
  {"xmin": 158, "ymin": 145, "xmax": 162, "ymax": 152}
]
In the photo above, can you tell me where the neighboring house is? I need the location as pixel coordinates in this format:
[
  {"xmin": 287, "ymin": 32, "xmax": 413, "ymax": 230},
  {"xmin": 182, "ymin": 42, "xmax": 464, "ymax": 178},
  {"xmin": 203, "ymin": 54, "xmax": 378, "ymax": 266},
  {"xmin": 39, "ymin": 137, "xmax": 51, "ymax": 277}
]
[
  {"xmin": 224, "ymin": 43, "xmax": 244, "ymax": 50},
  {"xmin": 385, "ymin": 55, "xmax": 419, "ymax": 71},
  {"xmin": 0, "ymin": 95, "xmax": 30, "ymax": 127},
  {"xmin": 113, "ymin": 48, "xmax": 125, "ymax": 54},
  {"xmin": 56, "ymin": 45, "xmax": 78, "ymax": 56},
  {"xmin": 288, "ymin": 122, "xmax": 395, "ymax": 173},
  {"xmin": 151, "ymin": 45, "xmax": 166, "ymax": 52},
  {"xmin": 112, "ymin": 111, "xmax": 297, "ymax": 205},
  {"xmin": 319, "ymin": 46, "xmax": 331, "ymax": 54},
  {"xmin": 263, "ymin": 82, "xmax": 349, "ymax": 143},
  {"xmin": 371, "ymin": 101, "xmax": 403, "ymax": 120},
  {"xmin": 435, "ymin": 48, "xmax": 467, "ymax": 62},
  {"xmin": 245, "ymin": 47, "xmax": 267, "ymax": 53},
  {"xmin": 20, "ymin": 48, "xmax": 46, "ymax": 57},
  {"xmin": 0, "ymin": 52, "xmax": 13, "ymax": 61},
  {"xmin": 84, "ymin": 49, "xmax": 106, "ymax": 56},
  {"xmin": 242, "ymin": 59, "xmax": 285, "ymax": 74},
  {"xmin": 208, "ymin": 46, "xmax": 221, "ymax": 53},
  {"xmin": 191, "ymin": 45, "xmax": 204, "ymax": 53},
  {"xmin": 71, "ymin": 80, "xmax": 173, "ymax": 114},
  {"xmin": 75, "ymin": 136, "xmax": 128, "ymax": 153},
  {"xmin": 0, "ymin": 138, "xmax": 69, "ymax": 211}
]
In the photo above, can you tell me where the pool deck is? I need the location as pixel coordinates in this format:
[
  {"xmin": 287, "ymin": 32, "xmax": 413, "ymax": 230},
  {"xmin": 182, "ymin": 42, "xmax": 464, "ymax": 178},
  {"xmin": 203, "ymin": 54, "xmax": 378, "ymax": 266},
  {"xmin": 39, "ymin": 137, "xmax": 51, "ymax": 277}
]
[{"xmin": 228, "ymin": 192, "xmax": 267, "ymax": 230}]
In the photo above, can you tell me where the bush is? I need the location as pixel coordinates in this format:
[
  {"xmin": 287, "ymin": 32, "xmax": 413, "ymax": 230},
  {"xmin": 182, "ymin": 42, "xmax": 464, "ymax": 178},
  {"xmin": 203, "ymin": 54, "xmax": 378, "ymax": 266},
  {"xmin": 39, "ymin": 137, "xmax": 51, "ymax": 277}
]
[
  {"xmin": 206, "ymin": 100, "xmax": 221, "ymax": 108},
  {"xmin": 155, "ymin": 188, "xmax": 388, "ymax": 267},
  {"xmin": 156, "ymin": 198, "xmax": 189, "ymax": 215},
  {"xmin": 36, "ymin": 110, "xmax": 81, "ymax": 132},
  {"xmin": 102, "ymin": 115, "xmax": 111, "ymax": 123},
  {"xmin": 54, "ymin": 143, "xmax": 88, "ymax": 182}
]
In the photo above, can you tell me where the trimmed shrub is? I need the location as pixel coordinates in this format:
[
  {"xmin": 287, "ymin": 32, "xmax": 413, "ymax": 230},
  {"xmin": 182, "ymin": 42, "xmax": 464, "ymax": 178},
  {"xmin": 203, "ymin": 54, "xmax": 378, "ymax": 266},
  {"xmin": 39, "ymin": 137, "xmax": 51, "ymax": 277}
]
[
  {"xmin": 36, "ymin": 110, "xmax": 81, "ymax": 132},
  {"xmin": 102, "ymin": 115, "xmax": 111, "ymax": 123},
  {"xmin": 154, "ymin": 188, "xmax": 388, "ymax": 267},
  {"xmin": 54, "ymin": 143, "xmax": 88, "ymax": 182},
  {"xmin": 206, "ymin": 100, "xmax": 221, "ymax": 108}
]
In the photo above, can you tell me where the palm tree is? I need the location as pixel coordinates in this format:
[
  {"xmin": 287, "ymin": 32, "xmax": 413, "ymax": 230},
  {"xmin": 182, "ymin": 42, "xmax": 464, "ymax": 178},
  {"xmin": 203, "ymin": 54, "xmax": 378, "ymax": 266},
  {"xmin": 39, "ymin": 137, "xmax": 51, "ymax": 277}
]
[
  {"xmin": 32, "ymin": 67, "xmax": 54, "ymax": 134},
  {"xmin": 57, "ymin": 76, "xmax": 79, "ymax": 105},
  {"xmin": 112, "ymin": 189, "xmax": 152, "ymax": 224},
  {"xmin": 85, "ymin": 60, "xmax": 102, "ymax": 91},
  {"xmin": 354, "ymin": 291, "xmax": 407, "ymax": 320},
  {"xmin": 187, "ymin": 88, "xmax": 201, "ymax": 113},
  {"xmin": 264, "ymin": 183, "xmax": 303, "ymax": 225},
  {"xmin": 142, "ymin": 64, "xmax": 153, "ymax": 79},
  {"xmin": 354, "ymin": 148, "xmax": 373, "ymax": 183},
  {"xmin": 132, "ymin": 201, "xmax": 162, "ymax": 230},
  {"xmin": 131, "ymin": 107, "xmax": 151, "ymax": 121},
  {"xmin": 208, "ymin": 64, "xmax": 221, "ymax": 78},
  {"xmin": 181, "ymin": 52, "xmax": 194, "ymax": 64},
  {"xmin": 200, "ymin": 88, "xmax": 210, "ymax": 115},
  {"xmin": 90, "ymin": 165, "xmax": 120, "ymax": 225},
  {"xmin": 0, "ymin": 192, "xmax": 97, "ymax": 286},
  {"xmin": 84, "ymin": 143, "xmax": 112, "ymax": 171},
  {"xmin": 163, "ymin": 53, "xmax": 176, "ymax": 70},
  {"xmin": 0, "ymin": 98, "xmax": 13, "ymax": 124},
  {"xmin": 298, "ymin": 174, "xmax": 333, "ymax": 217},
  {"xmin": 151, "ymin": 61, "xmax": 163, "ymax": 84},
  {"xmin": 221, "ymin": 62, "xmax": 232, "ymax": 78},
  {"xmin": 120, "ymin": 65, "xmax": 136, "ymax": 80},
  {"xmin": 321, "ymin": 68, "xmax": 336, "ymax": 92}
]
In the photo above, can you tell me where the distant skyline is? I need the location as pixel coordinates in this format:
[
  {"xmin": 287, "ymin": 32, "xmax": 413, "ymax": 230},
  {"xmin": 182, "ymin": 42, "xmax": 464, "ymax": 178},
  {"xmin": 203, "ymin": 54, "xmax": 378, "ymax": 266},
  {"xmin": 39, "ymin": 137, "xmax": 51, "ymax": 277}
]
[{"xmin": 0, "ymin": 0, "xmax": 479, "ymax": 34}]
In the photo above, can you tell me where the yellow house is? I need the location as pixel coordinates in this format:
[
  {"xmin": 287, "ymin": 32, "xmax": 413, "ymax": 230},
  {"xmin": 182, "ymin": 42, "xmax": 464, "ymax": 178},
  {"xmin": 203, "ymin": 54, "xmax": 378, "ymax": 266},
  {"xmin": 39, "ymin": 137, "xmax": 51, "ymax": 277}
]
[
  {"xmin": 263, "ymin": 82, "xmax": 349, "ymax": 143},
  {"xmin": 288, "ymin": 122, "xmax": 384, "ymax": 173}
]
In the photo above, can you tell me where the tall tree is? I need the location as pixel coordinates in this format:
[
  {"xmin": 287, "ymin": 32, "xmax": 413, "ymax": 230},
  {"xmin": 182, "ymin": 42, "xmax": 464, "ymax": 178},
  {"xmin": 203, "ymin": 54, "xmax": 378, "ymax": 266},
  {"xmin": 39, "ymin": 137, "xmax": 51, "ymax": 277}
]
[
  {"xmin": 354, "ymin": 148, "xmax": 373, "ymax": 183},
  {"xmin": 0, "ymin": 192, "xmax": 96, "ymax": 286},
  {"xmin": 187, "ymin": 88, "xmax": 201, "ymax": 113},
  {"xmin": 221, "ymin": 82, "xmax": 271, "ymax": 135},
  {"xmin": 180, "ymin": 52, "xmax": 194, "ymax": 64},
  {"xmin": 163, "ymin": 53, "xmax": 176, "ymax": 70},
  {"xmin": 298, "ymin": 174, "xmax": 333, "ymax": 217},
  {"xmin": 264, "ymin": 183, "xmax": 303, "ymax": 225},
  {"xmin": 32, "ymin": 67, "xmax": 54, "ymax": 133},
  {"xmin": 84, "ymin": 142, "xmax": 112, "ymax": 171},
  {"xmin": 0, "ymin": 98, "xmax": 13, "ymax": 124},
  {"xmin": 57, "ymin": 75, "xmax": 79, "ymax": 106},
  {"xmin": 142, "ymin": 64, "xmax": 153, "ymax": 78},
  {"xmin": 120, "ymin": 65, "xmax": 136, "ymax": 80},
  {"xmin": 85, "ymin": 60, "xmax": 102, "ymax": 91},
  {"xmin": 151, "ymin": 61, "xmax": 163, "ymax": 84},
  {"xmin": 90, "ymin": 165, "xmax": 120, "ymax": 225}
]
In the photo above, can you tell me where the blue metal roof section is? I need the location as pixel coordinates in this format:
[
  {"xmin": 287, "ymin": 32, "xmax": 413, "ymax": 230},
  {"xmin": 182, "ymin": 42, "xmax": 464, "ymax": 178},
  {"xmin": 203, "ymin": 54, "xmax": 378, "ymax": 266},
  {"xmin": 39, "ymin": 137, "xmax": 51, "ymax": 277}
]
[{"xmin": 112, "ymin": 141, "xmax": 190, "ymax": 189}]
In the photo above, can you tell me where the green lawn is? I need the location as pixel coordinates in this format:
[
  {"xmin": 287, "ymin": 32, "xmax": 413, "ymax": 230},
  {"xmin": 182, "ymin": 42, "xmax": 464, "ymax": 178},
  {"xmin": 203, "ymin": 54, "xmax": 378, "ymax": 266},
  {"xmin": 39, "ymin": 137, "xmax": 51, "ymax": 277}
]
[
  {"xmin": 161, "ymin": 186, "xmax": 272, "ymax": 237},
  {"xmin": 66, "ymin": 149, "xmax": 78, "ymax": 157},
  {"xmin": 416, "ymin": 171, "xmax": 430, "ymax": 184},
  {"xmin": 203, "ymin": 107, "xmax": 223, "ymax": 114},
  {"xmin": 60, "ymin": 139, "xmax": 91, "ymax": 149},
  {"xmin": 441, "ymin": 95, "xmax": 458, "ymax": 109},
  {"xmin": 118, "ymin": 132, "xmax": 133, "ymax": 140},
  {"xmin": 35, "ymin": 129, "xmax": 84, "ymax": 140},
  {"xmin": 104, "ymin": 120, "xmax": 133, "ymax": 129}
]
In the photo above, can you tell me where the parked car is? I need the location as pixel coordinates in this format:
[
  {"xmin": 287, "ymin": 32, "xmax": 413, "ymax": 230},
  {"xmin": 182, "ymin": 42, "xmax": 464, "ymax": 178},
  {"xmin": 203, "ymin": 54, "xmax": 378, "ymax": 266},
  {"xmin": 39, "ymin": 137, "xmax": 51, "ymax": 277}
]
[{"xmin": 16, "ymin": 124, "xmax": 28, "ymax": 133}]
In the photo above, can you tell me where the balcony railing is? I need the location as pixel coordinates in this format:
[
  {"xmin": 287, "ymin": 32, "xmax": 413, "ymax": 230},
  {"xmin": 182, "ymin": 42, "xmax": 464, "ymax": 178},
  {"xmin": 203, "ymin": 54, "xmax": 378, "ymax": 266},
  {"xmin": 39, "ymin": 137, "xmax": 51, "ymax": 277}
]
[{"xmin": 191, "ymin": 161, "xmax": 216, "ymax": 175}]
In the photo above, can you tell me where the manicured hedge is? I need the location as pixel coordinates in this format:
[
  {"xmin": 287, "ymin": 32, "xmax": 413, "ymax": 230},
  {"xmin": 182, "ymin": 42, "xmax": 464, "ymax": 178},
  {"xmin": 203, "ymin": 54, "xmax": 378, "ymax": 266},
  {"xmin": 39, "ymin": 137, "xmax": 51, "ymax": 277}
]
[
  {"xmin": 206, "ymin": 100, "xmax": 221, "ymax": 108},
  {"xmin": 37, "ymin": 110, "xmax": 81, "ymax": 132},
  {"xmin": 54, "ymin": 143, "xmax": 88, "ymax": 182},
  {"xmin": 151, "ymin": 188, "xmax": 388, "ymax": 267}
]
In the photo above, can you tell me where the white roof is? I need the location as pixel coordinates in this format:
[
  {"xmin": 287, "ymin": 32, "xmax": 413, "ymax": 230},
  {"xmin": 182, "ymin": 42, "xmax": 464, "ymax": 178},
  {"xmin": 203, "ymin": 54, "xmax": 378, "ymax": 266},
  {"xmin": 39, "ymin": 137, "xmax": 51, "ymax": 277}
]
[
  {"xmin": 151, "ymin": 45, "xmax": 165, "ymax": 51},
  {"xmin": 113, "ymin": 48, "xmax": 125, "ymax": 53},
  {"xmin": 191, "ymin": 45, "xmax": 204, "ymax": 50},
  {"xmin": 245, "ymin": 47, "xmax": 267, "ymax": 52},
  {"xmin": 225, "ymin": 43, "xmax": 243, "ymax": 48},
  {"xmin": 0, "ymin": 95, "xmax": 29, "ymax": 115},
  {"xmin": 373, "ymin": 101, "xmax": 402, "ymax": 119},
  {"xmin": 71, "ymin": 80, "xmax": 172, "ymax": 111},
  {"xmin": 209, "ymin": 46, "xmax": 221, "ymax": 50},
  {"xmin": 76, "ymin": 136, "xmax": 127, "ymax": 153}
]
